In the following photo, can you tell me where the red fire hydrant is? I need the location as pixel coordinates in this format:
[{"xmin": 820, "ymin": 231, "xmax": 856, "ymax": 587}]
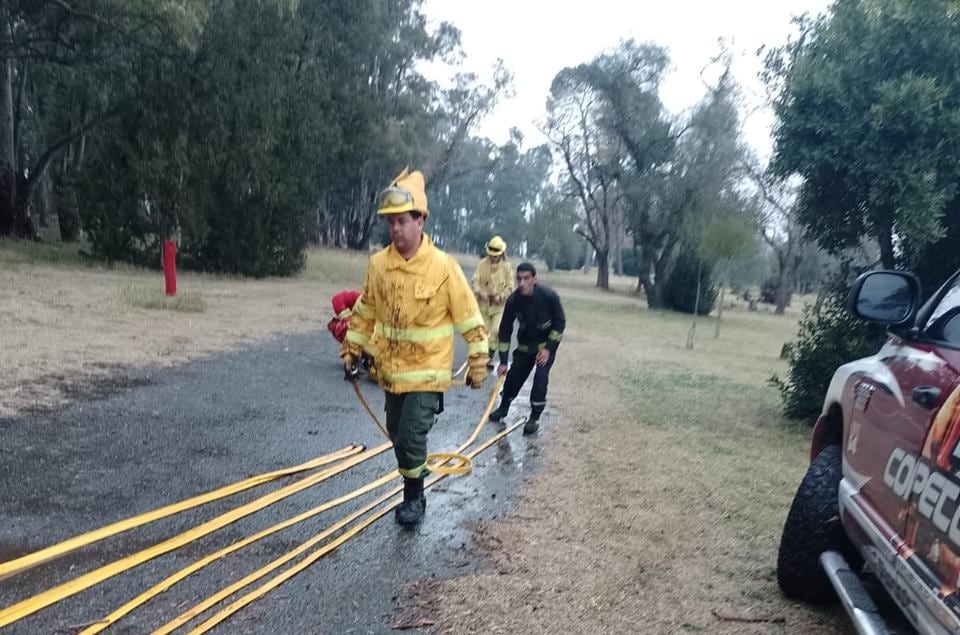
[{"xmin": 163, "ymin": 240, "xmax": 177, "ymax": 296}]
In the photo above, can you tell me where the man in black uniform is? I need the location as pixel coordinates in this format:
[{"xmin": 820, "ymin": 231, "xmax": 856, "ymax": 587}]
[{"xmin": 489, "ymin": 262, "xmax": 565, "ymax": 434}]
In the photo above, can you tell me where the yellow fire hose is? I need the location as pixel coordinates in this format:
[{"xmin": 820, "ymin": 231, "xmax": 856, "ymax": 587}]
[
  {"xmin": 0, "ymin": 365, "xmax": 503, "ymax": 631},
  {"xmin": 0, "ymin": 445, "xmax": 363, "ymax": 582},
  {"xmin": 169, "ymin": 418, "xmax": 525, "ymax": 635},
  {"xmin": 0, "ymin": 443, "xmax": 391, "ymax": 629},
  {"xmin": 80, "ymin": 471, "xmax": 399, "ymax": 635},
  {"xmin": 351, "ymin": 367, "xmax": 504, "ymax": 477},
  {"xmin": 82, "ymin": 375, "xmax": 505, "ymax": 634},
  {"xmin": 354, "ymin": 359, "xmax": 469, "ymax": 434},
  {"xmin": 450, "ymin": 358, "xmax": 469, "ymax": 386}
]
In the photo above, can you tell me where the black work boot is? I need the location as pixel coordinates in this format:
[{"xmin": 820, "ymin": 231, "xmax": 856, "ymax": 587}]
[
  {"xmin": 523, "ymin": 407, "xmax": 544, "ymax": 435},
  {"xmin": 395, "ymin": 477, "xmax": 426, "ymax": 526},
  {"xmin": 489, "ymin": 398, "xmax": 512, "ymax": 423}
]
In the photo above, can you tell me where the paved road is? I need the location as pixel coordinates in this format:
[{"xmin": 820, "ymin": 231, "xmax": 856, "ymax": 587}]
[{"xmin": 0, "ymin": 330, "xmax": 541, "ymax": 634}]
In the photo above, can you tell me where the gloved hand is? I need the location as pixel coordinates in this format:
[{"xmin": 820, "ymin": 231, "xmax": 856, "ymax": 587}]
[
  {"xmin": 466, "ymin": 360, "xmax": 488, "ymax": 389},
  {"xmin": 342, "ymin": 354, "xmax": 359, "ymax": 382}
]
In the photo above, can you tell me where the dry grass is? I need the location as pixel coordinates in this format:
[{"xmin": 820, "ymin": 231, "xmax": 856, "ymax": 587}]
[
  {"xmin": 121, "ymin": 286, "xmax": 208, "ymax": 312},
  {"xmin": 0, "ymin": 243, "xmax": 370, "ymax": 418},
  {"xmin": 400, "ymin": 268, "xmax": 850, "ymax": 634},
  {"xmin": 0, "ymin": 241, "xmax": 849, "ymax": 632}
]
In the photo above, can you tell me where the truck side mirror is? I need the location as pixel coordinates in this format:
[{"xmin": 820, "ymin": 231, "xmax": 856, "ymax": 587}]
[{"xmin": 847, "ymin": 270, "xmax": 921, "ymax": 327}]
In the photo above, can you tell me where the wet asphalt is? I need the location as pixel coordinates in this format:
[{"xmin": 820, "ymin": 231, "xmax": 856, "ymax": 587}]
[{"xmin": 0, "ymin": 330, "xmax": 542, "ymax": 634}]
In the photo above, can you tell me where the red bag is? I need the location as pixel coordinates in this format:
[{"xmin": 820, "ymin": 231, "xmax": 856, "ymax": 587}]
[
  {"xmin": 328, "ymin": 290, "xmax": 362, "ymax": 343},
  {"xmin": 331, "ymin": 290, "xmax": 362, "ymax": 318}
]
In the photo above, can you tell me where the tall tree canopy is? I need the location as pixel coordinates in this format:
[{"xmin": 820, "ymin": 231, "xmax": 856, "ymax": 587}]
[
  {"xmin": 546, "ymin": 41, "xmax": 750, "ymax": 300},
  {"xmin": 0, "ymin": 0, "xmax": 204, "ymax": 239},
  {"xmin": 428, "ymin": 133, "xmax": 551, "ymax": 255},
  {"xmin": 545, "ymin": 40, "xmax": 671, "ymax": 290},
  {"xmin": 770, "ymin": 0, "xmax": 960, "ymax": 271},
  {"xmin": 5, "ymin": 0, "xmax": 520, "ymax": 276}
]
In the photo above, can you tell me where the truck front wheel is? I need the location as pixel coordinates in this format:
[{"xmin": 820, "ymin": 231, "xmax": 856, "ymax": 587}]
[{"xmin": 776, "ymin": 444, "xmax": 860, "ymax": 604}]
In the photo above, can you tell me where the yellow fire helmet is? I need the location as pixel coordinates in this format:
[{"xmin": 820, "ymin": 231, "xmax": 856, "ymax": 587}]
[
  {"xmin": 376, "ymin": 168, "xmax": 429, "ymax": 218},
  {"xmin": 486, "ymin": 235, "xmax": 506, "ymax": 256}
]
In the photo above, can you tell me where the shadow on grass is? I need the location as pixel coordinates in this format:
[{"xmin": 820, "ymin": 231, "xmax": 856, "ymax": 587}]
[{"xmin": 0, "ymin": 238, "xmax": 93, "ymax": 268}]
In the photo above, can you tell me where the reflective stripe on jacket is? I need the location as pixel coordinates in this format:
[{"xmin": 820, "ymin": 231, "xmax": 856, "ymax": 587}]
[
  {"xmin": 497, "ymin": 283, "xmax": 566, "ymax": 365},
  {"xmin": 343, "ymin": 234, "xmax": 487, "ymax": 394}
]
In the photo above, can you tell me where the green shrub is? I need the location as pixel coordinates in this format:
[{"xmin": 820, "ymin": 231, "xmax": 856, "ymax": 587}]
[
  {"xmin": 621, "ymin": 248, "xmax": 640, "ymax": 277},
  {"xmin": 662, "ymin": 249, "xmax": 717, "ymax": 315},
  {"xmin": 770, "ymin": 282, "xmax": 887, "ymax": 421}
]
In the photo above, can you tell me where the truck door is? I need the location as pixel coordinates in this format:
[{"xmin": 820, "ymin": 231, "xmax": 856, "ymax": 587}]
[
  {"xmin": 843, "ymin": 338, "xmax": 955, "ymax": 540},
  {"xmin": 903, "ymin": 277, "xmax": 960, "ymax": 614}
]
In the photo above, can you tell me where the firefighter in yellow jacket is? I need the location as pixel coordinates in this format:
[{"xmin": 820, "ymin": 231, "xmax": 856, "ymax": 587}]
[
  {"xmin": 341, "ymin": 168, "xmax": 489, "ymax": 526},
  {"xmin": 471, "ymin": 236, "xmax": 514, "ymax": 367}
]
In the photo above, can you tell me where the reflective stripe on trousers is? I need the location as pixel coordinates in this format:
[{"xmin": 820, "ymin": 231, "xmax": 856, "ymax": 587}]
[{"xmin": 384, "ymin": 391, "xmax": 441, "ymax": 478}]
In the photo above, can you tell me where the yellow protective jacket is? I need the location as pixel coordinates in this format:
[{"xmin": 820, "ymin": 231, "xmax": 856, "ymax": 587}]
[
  {"xmin": 471, "ymin": 257, "xmax": 514, "ymax": 307},
  {"xmin": 342, "ymin": 234, "xmax": 488, "ymax": 394}
]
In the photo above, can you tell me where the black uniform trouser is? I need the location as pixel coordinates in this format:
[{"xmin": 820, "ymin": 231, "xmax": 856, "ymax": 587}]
[{"xmin": 501, "ymin": 347, "xmax": 557, "ymax": 417}]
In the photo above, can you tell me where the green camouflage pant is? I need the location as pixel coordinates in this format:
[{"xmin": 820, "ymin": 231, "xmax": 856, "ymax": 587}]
[{"xmin": 384, "ymin": 391, "xmax": 441, "ymax": 478}]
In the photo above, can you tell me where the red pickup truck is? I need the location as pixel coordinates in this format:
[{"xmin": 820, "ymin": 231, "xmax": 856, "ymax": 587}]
[{"xmin": 777, "ymin": 268, "xmax": 960, "ymax": 635}]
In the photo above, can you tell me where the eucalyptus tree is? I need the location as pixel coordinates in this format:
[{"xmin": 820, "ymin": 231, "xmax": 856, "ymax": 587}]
[
  {"xmin": 626, "ymin": 67, "xmax": 749, "ymax": 307},
  {"xmin": 526, "ymin": 186, "xmax": 585, "ymax": 271},
  {"xmin": 428, "ymin": 131, "xmax": 551, "ymax": 254},
  {"xmin": 0, "ymin": 0, "xmax": 204, "ymax": 239},
  {"xmin": 74, "ymin": 0, "xmax": 470, "ymax": 274},
  {"xmin": 746, "ymin": 169, "xmax": 807, "ymax": 314},
  {"xmin": 308, "ymin": 0, "xmax": 462, "ymax": 249},
  {"xmin": 77, "ymin": 0, "xmax": 333, "ymax": 273},
  {"xmin": 563, "ymin": 41, "xmax": 673, "ymax": 295},
  {"xmin": 545, "ymin": 52, "xmax": 640, "ymax": 290},
  {"xmin": 422, "ymin": 62, "xmax": 513, "ymax": 186}
]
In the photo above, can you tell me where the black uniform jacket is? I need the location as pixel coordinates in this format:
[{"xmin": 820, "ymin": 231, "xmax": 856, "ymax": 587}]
[{"xmin": 497, "ymin": 284, "xmax": 565, "ymax": 364}]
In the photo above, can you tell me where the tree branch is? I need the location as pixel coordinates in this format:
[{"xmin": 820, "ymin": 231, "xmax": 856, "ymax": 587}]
[{"xmin": 22, "ymin": 108, "xmax": 116, "ymax": 204}]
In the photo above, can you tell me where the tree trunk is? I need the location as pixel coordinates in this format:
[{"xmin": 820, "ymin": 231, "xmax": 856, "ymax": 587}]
[
  {"xmin": 878, "ymin": 227, "xmax": 896, "ymax": 269},
  {"xmin": 36, "ymin": 176, "xmax": 49, "ymax": 228},
  {"xmin": 595, "ymin": 248, "xmax": 609, "ymax": 290},
  {"xmin": 58, "ymin": 205, "xmax": 80, "ymax": 242},
  {"xmin": 687, "ymin": 262, "xmax": 702, "ymax": 349},
  {"xmin": 639, "ymin": 276, "xmax": 662, "ymax": 306},
  {"xmin": 714, "ymin": 286, "xmax": 725, "ymax": 338},
  {"xmin": 55, "ymin": 181, "xmax": 81, "ymax": 242},
  {"xmin": 0, "ymin": 56, "xmax": 17, "ymax": 237},
  {"xmin": 0, "ymin": 57, "xmax": 36, "ymax": 239},
  {"xmin": 637, "ymin": 249, "xmax": 662, "ymax": 306},
  {"xmin": 345, "ymin": 201, "xmax": 374, "ymax": 250},
  {"xmin": 774, "ymin": 262, "xmax": 789, "ymax": 315},
  {"xmin": 645, "ymin": 241, "xmax": 677, "ymax": 309}
]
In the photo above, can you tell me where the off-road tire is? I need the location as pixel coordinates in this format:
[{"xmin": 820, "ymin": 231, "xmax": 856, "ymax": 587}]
[{"xmin": 776, "ymin": 444, "xmax": 861, "ymax": 604}]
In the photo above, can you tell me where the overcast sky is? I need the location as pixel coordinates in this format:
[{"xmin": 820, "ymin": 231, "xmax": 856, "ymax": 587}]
[{"xmin": 420, "ymin": 0, "xmax": 832, "ymax": 164}]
